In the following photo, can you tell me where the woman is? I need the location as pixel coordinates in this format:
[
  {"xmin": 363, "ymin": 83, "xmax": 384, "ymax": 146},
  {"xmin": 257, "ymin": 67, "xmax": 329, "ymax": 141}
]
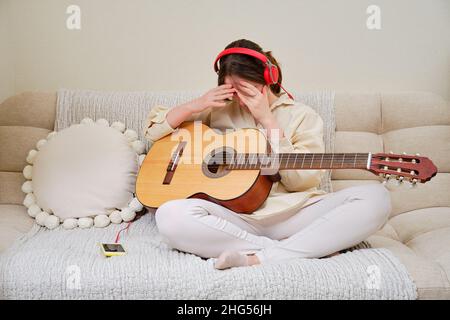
[{"xmin": 143, "ymin": 39, "xmax": 391, "ymax": 270}]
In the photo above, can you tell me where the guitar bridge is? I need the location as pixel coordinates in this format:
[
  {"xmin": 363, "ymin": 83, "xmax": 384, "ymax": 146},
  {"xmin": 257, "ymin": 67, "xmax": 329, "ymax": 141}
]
[{"xmin": 163, "ymin": 141, "xmax": 187, "ymax": 185}]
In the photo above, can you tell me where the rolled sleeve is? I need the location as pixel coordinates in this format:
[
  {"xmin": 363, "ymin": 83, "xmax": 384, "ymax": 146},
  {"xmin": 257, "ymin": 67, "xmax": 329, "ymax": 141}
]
[
  {"xmin": 276, "ymin": 110, "xmax": 326, "ymax": 192},
  {"xmin": 143, "ymin": 105, "xmax": 176, "ymax": 143},
  {"xmin": 143, "ymin": 104, "xmax": 212, "ymax": 143}
]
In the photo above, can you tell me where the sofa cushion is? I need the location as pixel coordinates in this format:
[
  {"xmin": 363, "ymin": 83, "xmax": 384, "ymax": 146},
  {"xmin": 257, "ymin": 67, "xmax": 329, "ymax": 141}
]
[
  {"xmin": 332, "ymin": 175, "xmax": 450, "ymax": 219},
  {"xmin": 20, "ymin": 119, "xmax": 147, "ymax": 230},
  {"xmin": 0, "ymin": 92, "xmax": 56, "ymax": 130},
  {"xmin": 368, "ymin": 207, "xmax": 450, "ymax": 299},
  {"xmin": 0, "ymin": 205, "xmax": 34, "ymax": 253},
  {"xmin": 381, "ymin": 92, "xmax": 450, "ymax": 132},
  {"xmin": 0, "ymin": 126, "xmax": 51, "ymax": 172},
  {"xmin": 32, "ymin": 122, "xmax": 140, "ymax": 220},
  {"xmin": 335, "ymin": 93, "xmax": 381, "ymax": 133},
  {"xmin": 0, "ymin": 172, "xmax": 25, "ymax": 205},
  {"xmin": 385, "ymin": 173, "xmax": 450, "ymax": 217},
  {"xmin": 332, "ymin": 131, "xmax": 383, "ymax": 180},
  {"xmin": 387, "ymin": 207, "xmax": 450, "ymax": 242},
  {"xmin": 383, "ymin": 125, "xmax": 450, "ymax": 172}
]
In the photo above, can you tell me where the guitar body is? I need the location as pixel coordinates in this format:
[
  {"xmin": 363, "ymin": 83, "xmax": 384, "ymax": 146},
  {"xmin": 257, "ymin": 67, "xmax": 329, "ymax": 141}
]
[{"xmin": 136, "ymin": 122, "xmax": 273, "ymax": 213}]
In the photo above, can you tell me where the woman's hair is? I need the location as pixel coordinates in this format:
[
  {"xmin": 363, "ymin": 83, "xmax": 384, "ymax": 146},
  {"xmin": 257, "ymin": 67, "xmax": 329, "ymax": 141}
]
[{"xmin": 217, "ymin": 39, "xmax": 283, "ymax": 96}]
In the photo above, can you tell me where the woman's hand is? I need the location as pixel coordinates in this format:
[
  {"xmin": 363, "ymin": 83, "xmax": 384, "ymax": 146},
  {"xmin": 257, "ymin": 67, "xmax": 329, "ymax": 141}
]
[
  {"xmin": 235, "ymin": 81, "xmax": 282, "ymax": 137},
  {"xmin": 166, "ymin": 84, "xmax": 235, "ymax": 129},
  {"xmin": 189, "ymin": 84, "xmax": 236, "ymax": 113}
]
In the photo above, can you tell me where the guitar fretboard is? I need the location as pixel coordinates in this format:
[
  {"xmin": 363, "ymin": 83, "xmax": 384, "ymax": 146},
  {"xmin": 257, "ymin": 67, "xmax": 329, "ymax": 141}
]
[{"xmin": 225, "ymin": 153, "xmax": 371, "ymax": 170}]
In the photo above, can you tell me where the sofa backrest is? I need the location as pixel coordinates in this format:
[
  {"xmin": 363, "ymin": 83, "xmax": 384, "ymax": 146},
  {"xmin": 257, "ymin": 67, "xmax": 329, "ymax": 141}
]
[
  {"xmin": 333, "ymin": 92, "xmax": 449, "ymax": 217},
  {"xmin": 0, "ymin": 91, "xmax": 448, "ymax": 217},
  {"xmin": 0, "ymin": 92, "xmax": 56, "ymax": 205}
]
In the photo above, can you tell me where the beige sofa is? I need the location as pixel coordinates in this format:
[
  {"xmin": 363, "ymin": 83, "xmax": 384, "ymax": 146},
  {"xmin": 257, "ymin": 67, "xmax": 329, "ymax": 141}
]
[{"xmin": 0, "ymin": 91, "xmax": 449, "ymax": 299}]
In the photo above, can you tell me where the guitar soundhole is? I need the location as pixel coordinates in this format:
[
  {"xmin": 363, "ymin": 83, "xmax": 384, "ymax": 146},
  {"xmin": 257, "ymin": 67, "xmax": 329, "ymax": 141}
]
[{"xmin": 202, "ymin": 147, "xmax": 236, "ymax": 178}]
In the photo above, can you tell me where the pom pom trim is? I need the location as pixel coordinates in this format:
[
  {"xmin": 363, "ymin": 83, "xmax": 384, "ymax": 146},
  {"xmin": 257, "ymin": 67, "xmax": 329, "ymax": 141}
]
[{"xmin": 22, "ymin": 117, "xmax": 146, "ymax": 230}]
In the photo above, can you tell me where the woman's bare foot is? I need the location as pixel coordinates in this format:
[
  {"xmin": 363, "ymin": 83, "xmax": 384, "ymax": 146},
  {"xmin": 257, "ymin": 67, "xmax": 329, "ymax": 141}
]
[
  {"xmin": 214, "ymin": 251, "xmax": 260, "ymax": 270},
  {"xmin": 247, "ymin": 254, "xmax": 260, "ymax": 266}
]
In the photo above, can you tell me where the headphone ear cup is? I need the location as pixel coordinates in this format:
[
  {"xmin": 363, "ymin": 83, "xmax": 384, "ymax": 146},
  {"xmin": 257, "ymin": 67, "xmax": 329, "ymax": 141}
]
[
  {"xmin": 264, "ymin": 65, "xmax": 279, "ymax": 84},
  {"xmin": 270, "ymin": 66, "xmax": 279, "ymax": 84},
  {"xmin": 263, "ymin": 67, "xmax": 270, "ymax": 85}
]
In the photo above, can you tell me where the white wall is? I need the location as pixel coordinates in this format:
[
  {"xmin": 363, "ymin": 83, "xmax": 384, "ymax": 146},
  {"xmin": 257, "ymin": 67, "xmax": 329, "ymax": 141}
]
[
  {"xmin": 0, "ymin": 0, "xmax": 13, "ymax": 102},
  {"xmin": 3, "ymin": 0, "xmax": 450, "ymax": 100}
]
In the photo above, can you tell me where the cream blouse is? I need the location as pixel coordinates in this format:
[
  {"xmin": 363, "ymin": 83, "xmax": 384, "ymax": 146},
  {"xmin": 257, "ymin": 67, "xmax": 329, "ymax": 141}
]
[{"xmin": 143, "ymin": 93, "xmax": 329, "ymax": 224}]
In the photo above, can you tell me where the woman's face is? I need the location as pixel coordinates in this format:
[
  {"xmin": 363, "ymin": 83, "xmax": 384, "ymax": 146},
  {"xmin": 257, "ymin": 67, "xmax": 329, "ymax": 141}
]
[{"xmin": 223, "ymin": 75, "xmax": 264, "ymax": 108}]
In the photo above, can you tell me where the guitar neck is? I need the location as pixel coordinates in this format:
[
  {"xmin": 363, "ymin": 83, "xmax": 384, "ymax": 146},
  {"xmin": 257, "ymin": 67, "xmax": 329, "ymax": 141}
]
[{"xmin": 226, "ymin": 153, "xmax": 372, "ymax": 170}]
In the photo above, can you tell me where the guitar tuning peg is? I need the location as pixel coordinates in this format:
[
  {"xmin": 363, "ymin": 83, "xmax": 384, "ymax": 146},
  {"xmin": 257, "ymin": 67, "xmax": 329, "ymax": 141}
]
[
  {"xmin": 382, "ymin": 174, "xmax": 392, "ymax": 185},
  {"xmin": 415, "ymin": 153, "xmax": 420, "ymax": 156},
  {"xmin": 389, "ymin": 151, "xmax": 394, "ymax": 154},
  {"xmin": 395, "ymin": 176, "xmax": 404, "ymax": 186},
  {"xmin": 408, "ymin": 178, "xmax": 418, "ymax": 188},
  {"xmin": 402, "ymin": 152, "xmax": 406, "ymax": 155}
]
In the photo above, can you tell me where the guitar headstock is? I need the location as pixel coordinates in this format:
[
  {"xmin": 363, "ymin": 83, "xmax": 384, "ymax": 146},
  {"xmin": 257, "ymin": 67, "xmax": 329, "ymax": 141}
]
[{"xmin": 368, "ymin": 152, "xmax": 437, "ymax": 187}]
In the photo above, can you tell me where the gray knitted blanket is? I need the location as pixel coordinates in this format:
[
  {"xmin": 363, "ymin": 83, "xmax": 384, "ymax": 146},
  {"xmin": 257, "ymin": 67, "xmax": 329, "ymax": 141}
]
[
  {"xmin": 0, "ymin": 213, "xmax": 416, "ymax": 299},
  {"xmin": 0, "ymin": 89, "xmax": 417, "ymax": 299}
]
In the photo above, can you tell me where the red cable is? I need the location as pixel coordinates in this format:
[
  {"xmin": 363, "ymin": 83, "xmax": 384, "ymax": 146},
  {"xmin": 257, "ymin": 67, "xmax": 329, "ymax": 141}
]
[
  {"xmin": 279, "ymin": 82, "xmax": 294, "ymax": 100},
  {"xmin": 114, "ymin": 222, "xmax": 132, "ymax": 243}
]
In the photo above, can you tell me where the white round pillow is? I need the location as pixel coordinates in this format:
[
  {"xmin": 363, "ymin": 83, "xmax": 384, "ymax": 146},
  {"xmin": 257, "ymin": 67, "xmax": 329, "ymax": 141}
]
[{"xmin": 22, "ymin": 118, "xmax": 146, "ymax": 229}]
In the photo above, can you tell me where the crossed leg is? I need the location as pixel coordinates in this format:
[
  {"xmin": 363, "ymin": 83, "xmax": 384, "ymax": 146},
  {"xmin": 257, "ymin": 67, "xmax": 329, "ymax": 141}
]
[{"xmin": 154, "ymin": 183, "xmax": 391, "ymax": 267}]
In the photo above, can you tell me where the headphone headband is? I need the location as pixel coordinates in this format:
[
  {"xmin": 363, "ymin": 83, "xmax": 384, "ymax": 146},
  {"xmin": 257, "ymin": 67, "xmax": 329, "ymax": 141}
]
[{"xmin": 213, "ymin": 48, "xmax": 270, "ymax": 74}]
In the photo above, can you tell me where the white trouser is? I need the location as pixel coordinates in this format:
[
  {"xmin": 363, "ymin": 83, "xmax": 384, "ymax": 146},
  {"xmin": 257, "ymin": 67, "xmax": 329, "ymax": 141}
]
[{"xmin": 154, "ymin": 184, "xmax": 391, "ymax": 263}]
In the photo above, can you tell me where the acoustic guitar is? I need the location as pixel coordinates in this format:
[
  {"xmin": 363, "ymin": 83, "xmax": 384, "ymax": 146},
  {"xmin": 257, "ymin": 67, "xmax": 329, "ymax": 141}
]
[{"xmin": 136, "ymin": 122, "xmax": 437, "ymax": 213}]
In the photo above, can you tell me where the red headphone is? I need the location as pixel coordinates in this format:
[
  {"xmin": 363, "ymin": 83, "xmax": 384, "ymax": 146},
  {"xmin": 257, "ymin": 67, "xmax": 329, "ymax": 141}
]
[{"xmin": 213, "ymin": 47, "xmax": 294, "ymax": 100}]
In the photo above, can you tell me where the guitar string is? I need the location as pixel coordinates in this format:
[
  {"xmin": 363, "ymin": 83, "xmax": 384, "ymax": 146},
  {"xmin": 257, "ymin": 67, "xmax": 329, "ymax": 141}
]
[{"xmin": 217, "ymin": 154, "xmax": 371, "ymax": 166}]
